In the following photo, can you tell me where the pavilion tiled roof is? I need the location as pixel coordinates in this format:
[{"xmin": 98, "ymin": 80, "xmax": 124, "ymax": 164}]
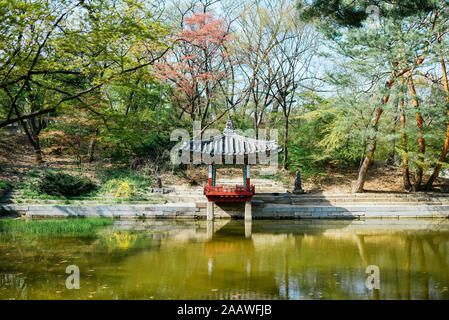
[{"xmin": 179, "ymin": 117, "xmax": 281, "ymax": 156}]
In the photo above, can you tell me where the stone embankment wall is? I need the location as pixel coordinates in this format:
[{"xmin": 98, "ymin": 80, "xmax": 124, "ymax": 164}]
[{"xmin": 2, "ymin": 193, "xmax": 449, "ymax": 219}]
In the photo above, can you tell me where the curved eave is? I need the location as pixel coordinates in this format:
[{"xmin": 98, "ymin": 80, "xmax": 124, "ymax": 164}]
[{"xmin": 179, "ymin": 133, "xmax": 282, "ymax": 156}]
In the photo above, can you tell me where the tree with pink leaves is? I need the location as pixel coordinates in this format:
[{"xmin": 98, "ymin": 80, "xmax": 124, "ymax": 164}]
[{"xmin": 154, "ymin": 12, "xmax": 234, "ymax": 129}]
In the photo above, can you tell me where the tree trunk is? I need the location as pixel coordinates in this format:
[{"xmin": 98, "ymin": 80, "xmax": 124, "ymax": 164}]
[
  {"xmin": 33, "ymin": 134, "xmax": 43, "ymax": 163},
  {"xmin": 407, "ymin": 73, "xmax": 425, "ymax": 189},
  {"xmin": 283, "ymin": 117, "xmax": 288, "ymax": 170},
  {"xmin": 386, "ymin": 115, "xmax": 398, "ymax": 165},
  {"xmin": 425, "ymin": 37, "xmax": 449, "ymax": 189},
  {"xmin": 400, "ymin": 98, "xmax": 412, "ymax": 191},
  {"xmin": 353, "ymin": 108, "xmax": 383, "ymax": 193},
  {"xmin": 87, "ymin": 129, "xmax": 99, "ymax": 163}
]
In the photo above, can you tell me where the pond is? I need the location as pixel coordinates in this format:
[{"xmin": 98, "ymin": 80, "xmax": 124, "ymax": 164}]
[{"xmin": 0, "ymin": 218, "xmax": 449, "ymax": 300}]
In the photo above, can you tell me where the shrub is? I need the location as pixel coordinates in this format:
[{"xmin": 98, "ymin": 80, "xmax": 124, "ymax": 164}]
[
  {"xmin": 27, "ymin": 169, "xmax": 41, "ymax": 178},
  {"xmin": 0, "ymin": 181, "xmax": 11, "ymax": 190},
  {"xmin": 38, "ymin": 171, "xmax": 96, "ymax": 197},
  {"xmin": 96, "ymin": 168, "xmax": 153, "ymax": 197},
  {"xmin": 115, "ymin": 181, "xmax": 135, "ymax": 198}
]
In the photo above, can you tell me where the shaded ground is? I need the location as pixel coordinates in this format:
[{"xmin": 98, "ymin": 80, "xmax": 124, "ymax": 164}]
[
  {"xmin": 0, "ymin": 134, "xmax": 188, "ymax": 187},
  {"xmin": 302, "ymin": 164, "xmax": 409, "ymax": 194},
  {"xmin": 300, "ymin": 164, "xmax": 449, "ymax": 194},
  {"xmin": 2, "ymin": 133, "xmax": 449, "ymax": 194}
]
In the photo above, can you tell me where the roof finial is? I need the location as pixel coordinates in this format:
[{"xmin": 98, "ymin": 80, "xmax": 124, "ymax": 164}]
[{"xmin": 224, "ymin": 113, "xmax": 235, "ymax": 134}]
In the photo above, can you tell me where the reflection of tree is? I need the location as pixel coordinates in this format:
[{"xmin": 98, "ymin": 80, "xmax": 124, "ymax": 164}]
[
  {"xmin": 390, "ymin": 250, "xmax": 401, "ymax": 299},
  {"xmin": 354, "ymin": 235, "xmax": 369, "ymax": 268},
  {"xmin": 0, "ymin": 273, "xmax": 27, "ymax": 300},
  {"xmin": 354, "ymin": 234, "xmax": 380, "ymax": 300},
  {"xmin": 355, "ymin": 231, "xmax": 449, "ymax": 300},
  {"xmin": 405, "ymin": 237, "xmax": 411, "ymax": 300},
  {"xmin": 424, "ymin": 237, "xmax": 449, "ymax": 284},
  {"xmin": 284, "ymin": 250, "xmax": 289, "ymax": 300},
  {"xmin": 416, "ymin": 238, "xmax": 428, "ymax": 300}
]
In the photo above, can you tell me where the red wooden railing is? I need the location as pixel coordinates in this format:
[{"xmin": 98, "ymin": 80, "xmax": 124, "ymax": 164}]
[{"xmin": 204, "ymin": 185, "xmax": 255, "ymax": 195}]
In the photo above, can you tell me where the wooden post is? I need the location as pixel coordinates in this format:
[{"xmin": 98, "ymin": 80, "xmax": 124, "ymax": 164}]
[
  {"xmin": 246, "ymin": 165, "xmax": 251, "ymax": 190},
  {"xmin": 207, "ymin": 201, "xmax": 214, "ymax": 221},
  {"xmin": 245, "ymin": 201, "xmax": 252, "ymax": 221},
  {"xmin": 208, "ymin": 165, "xmax": 213, "ymax": 186}
]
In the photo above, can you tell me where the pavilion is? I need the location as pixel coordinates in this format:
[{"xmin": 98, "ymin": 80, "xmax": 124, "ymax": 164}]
[{"xmin": 180, "ymin": 116, "xmax": 281, "ymax": 221}]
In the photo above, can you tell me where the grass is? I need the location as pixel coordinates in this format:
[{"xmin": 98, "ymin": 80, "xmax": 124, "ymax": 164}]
[{"xmin": 0, "ymin": 218, "xmax": 114, "ymax": 239}]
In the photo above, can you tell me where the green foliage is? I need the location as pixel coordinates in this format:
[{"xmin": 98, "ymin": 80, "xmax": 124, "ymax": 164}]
[
  {"xmin": 37, "ymin": 171, "xmax": 96, "ymax": 197},
  {"xmin": 0, "ymin": 0, "xmax": 170, "ymax": 166},
  {"xmin": 27, "ymin": 169, "xmax": 41, "ymax": 178},
  {"xmin": 278, "ymin": 92, "xmax": 365, "ymax": 176},
  {"xmin": 16, "ymin": 175, "xmax": 41, "ymax": 197},
  {"xmin": 0, "ymin": 181, "xmax": 11, "ymax": 190}
]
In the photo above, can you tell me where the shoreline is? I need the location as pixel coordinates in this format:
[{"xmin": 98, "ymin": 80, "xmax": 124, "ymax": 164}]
[
  {"xmin": 3, "ymin": 193, "xmax": 449, "ymax": 220},
  {"xmin": 2, "ymin": 204, "xmax": 449, "ymax": 220}
]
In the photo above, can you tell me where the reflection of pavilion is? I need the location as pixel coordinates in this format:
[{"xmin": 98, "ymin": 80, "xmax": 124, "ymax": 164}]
[
  {"xmin": 206, "ymin": 220, "xmax": 253, "ymax": 240},
  {"xmin": 180, "ymin": 116, "xmax": 281, "ymax": 221},
  {"xmin": 204, "ymin": 220, "xmax": 254, "ymax": 280}
]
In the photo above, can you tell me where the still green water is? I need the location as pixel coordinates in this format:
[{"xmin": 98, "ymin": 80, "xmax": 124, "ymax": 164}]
[{"xmin": 1, "ymin": 218, "xmax": 449, "ymax": 300}]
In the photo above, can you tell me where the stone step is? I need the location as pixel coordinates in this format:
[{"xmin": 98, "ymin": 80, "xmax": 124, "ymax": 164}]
[
  {"xmin": 165, "ymin": 196, "xmax": 205, "ymax": 202},
  {"xmin": 259, "ymin": 199, "xmax": 449, "ymax": 205},
  {"xmin": 4, "ymin": 192, "xmax": 166, "ymax": 199},
  {"xmin": 2, "ymin": 201, "xmax": 168, "ymax": 206},
  {"xmin": 254, "ymin": 194, "xmax": 449, "ymax": 200}
]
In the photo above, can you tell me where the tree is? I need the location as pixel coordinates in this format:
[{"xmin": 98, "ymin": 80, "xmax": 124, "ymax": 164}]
[
  {"xmin": 269, "ymin": 24, "xmax": 316, "ymax": 170},
  {"xmin": 425, "ymin": 29, "xmax": 449, "ymax": 189},
  {"xmin": 234, "ymin": 0, "xmax": 292, "ymax": 134},
  {"xmin": 0, "ymin": 0, "xmax": 169, "ymax": 162},
  {"xmin": 234, "ymin": 0, "xmax": 316, "ymax": 170},
  {"xmin": 154, "ymin": 12, "xmax": 233, "ymax": 130},
  {"xmin": 300, "ymin": 0, "xmax": 448, "ymax": 192}
]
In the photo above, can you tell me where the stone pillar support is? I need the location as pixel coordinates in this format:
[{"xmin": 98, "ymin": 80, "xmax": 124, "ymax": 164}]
[
  {"xmin": 206, "ymin": 220, "xmax": 214, "ymax": 240},
  {"xmin": 245, "ymin": 220, "xmax": 252, "ymax": 238},
  {"xmin": 244, "ymin": 201, "xmax": 252, "ymax": 221},
  {"xmin": 207, "ymin": 201, "xmax": 215, "ymax": 221}
]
